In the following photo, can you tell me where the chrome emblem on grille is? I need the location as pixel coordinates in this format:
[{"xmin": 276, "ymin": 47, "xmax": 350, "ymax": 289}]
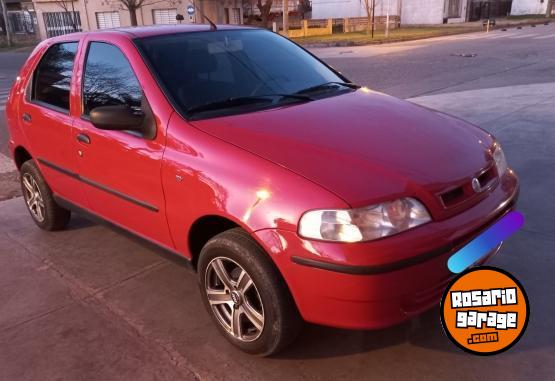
[{"xmin": 472, "ymin": 178, "xmax": 482, "ymax": 193}]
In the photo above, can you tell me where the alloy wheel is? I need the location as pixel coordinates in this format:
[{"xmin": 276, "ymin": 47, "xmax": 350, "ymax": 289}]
[
  {"xmin": 205, "ymin": 257, "xmax": 265, "ymax": 342},
  {"xmin": 22, "ymin": 173, "xmax": 46, "ymax": 222}
]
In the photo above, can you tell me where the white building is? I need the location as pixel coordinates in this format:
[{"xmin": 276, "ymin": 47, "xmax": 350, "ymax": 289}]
[
  {"xmin": 311, "ymin": 0, "xmax": 470, "ymax": 24},
  {"xmin": 511, "ymin": 0, "xmax": 551, "ymax": 15},
  {"xmin": 311, "ymin": 0, "xmax": 398, "ymax": 19}
]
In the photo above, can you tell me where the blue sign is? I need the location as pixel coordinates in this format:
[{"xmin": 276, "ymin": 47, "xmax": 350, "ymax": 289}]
[
  {"xmin": 187, "ymin": 5, "xmax": 195, "ymax": 15},
  {"xmin": 447, "ymin": 211, "xmax": 524, "ymax": 274}
]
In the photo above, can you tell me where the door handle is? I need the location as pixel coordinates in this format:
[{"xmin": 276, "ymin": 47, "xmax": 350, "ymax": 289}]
[
  {"xmin": 77, "ymin": 133, "xmax": 91, "ymax": 144},
  {"xmin": 22, "ymin": 113, "xmax": 32, "ymax": 123}
]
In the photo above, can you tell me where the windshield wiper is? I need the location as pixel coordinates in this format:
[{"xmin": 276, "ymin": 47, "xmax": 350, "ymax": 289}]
[
  {"xmin": 185, "ymin": 94, "xmax": 312, "ymax": 116},
  {"xmin": 294, "ymin": 81, "xmax": 361, "ymax": 96}
]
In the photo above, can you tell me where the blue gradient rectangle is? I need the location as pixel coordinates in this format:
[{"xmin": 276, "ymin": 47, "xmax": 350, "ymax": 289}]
[{"xmin": 447, "ymin": 211, "xmax": 524, "ymax": 274}]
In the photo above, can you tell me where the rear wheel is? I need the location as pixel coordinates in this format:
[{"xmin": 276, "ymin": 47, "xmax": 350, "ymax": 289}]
[
  {"xmin": 20, "ymin": 160, "xmax": 71, "ymax": 231},
  {"xmin": 198, "ymin": 228, "xmax": 302, "ymax": 356}
]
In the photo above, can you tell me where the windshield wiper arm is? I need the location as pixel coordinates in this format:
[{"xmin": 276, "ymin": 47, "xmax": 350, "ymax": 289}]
[
  {"xmin": 186, "ymin": 94, "xmax": 312, "ymax": 116},
  {"xmin": 294, "ymin": 81, "xmax": 361, "ymax": 95}
]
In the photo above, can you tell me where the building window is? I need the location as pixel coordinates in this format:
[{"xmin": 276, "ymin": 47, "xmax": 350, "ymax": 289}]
[
  {"xmin": 96, "ymin": 11, "xmax": 121, "ymax": 29},
  {"xmin": 42, "ymin": 11, "xmax": 82, "ymax": 38},
  {"xmin": 7, "ymin": 10, "xmax": 36, "ymax": 34},
  {"xmin": 446, "ymin": 0, "xmax": 462, "ymax": 18},
  {"xmin": 225, "ymin": 8, "xmax": 241, "ymax": 25},
  {"xmin": 152, "ymin": 9, "xmax": 178, "ymax": 25}
]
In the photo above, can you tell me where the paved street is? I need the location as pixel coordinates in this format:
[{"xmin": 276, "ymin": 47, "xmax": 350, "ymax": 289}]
[{"xmin": 0, "ymin": 25, "xmax": 554, "ymax": 380}]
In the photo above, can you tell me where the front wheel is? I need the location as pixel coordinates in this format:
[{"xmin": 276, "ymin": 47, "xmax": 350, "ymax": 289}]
[{"xmin": 197, "ymin": 228, "xmax": 302, "ymax": 356}]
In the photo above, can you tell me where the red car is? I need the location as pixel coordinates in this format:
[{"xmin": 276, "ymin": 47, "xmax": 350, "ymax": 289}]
[{"xmin": 6, "ymin": 25, "xmax": 518, "ymax": 355}]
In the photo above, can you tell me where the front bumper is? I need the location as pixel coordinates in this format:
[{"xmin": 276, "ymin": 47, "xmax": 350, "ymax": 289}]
[{"xmin": 253, "ymin": 172, "xmax": 519, "ymax": 330}]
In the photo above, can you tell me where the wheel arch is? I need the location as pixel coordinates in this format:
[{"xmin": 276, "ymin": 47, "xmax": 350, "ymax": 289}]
[
  {"xmin": 13, "ymin": 146, "xmax": 32, "ymax": 170},
  {"xmin": 188, "ymin": 214, "xmax": 242, "ymax": 270},
  {"xmin": 186, "ymin": 214, "xmax": 285, "ymax": 277}
]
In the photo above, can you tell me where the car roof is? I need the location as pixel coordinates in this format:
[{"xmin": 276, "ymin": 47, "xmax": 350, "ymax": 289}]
[{"xmin": 46, "ymin": 24, "xmax": 257, "ymax": 43}]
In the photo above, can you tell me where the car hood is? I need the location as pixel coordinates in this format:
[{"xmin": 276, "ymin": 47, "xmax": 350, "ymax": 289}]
[{"xmin": 190, "ymin": 90, "xmax": 494, "ymax": 218}]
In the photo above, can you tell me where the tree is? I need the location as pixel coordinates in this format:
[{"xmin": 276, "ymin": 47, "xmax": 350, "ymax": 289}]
[
  {"xmin": 361, "ymin": 0, "xmax": 375, "ymax": 35},
  {"xmin": 298, "ymin": 0, "xmax": 312, "ymax": 19},
  {"xmin": 115, "ymin": 0, "xmax": 176, "ymax": 26},
  {"xmin": 547, "ymin": 0, "xmax": 554, "ymax": 18},
  {"xmin": 256, "ymin": 0, "xmax": 273, "ymax": 28}
]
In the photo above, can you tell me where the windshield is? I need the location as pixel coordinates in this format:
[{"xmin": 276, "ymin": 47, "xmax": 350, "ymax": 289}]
[{"xmin": 135, "ymin": 29, "xmax": 349, "ymax": 119}]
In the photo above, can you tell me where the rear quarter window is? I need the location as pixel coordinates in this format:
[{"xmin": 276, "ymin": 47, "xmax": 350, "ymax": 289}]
[{"xmin": 31, "ymin": 42, "xmax": 78, "ymax": 112}]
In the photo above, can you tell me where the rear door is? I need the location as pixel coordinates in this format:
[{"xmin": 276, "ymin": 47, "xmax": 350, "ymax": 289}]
[
  {"xmin": 19, "ymin": 40, "xmax": 88, "ymax": 206},
  {"xmin": 72, "ymin": 38, "xmax": 174, "ymax": 248}
]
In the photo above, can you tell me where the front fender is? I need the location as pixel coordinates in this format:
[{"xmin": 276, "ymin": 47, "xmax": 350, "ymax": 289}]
[{"xmin": 161, "ymin": 113, "xmax": 348, "ymax": 258}]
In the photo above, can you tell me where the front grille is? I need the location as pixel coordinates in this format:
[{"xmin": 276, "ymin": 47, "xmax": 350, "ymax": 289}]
[{"xmin": 439, "ymin": 165, "xmax": 497, "ymax": 208}]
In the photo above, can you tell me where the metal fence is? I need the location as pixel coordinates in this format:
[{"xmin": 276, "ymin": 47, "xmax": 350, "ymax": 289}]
[
  {"xmin": 43, "ymin": 11, "xmax": 82, "ymax": 38},
  {"xmin": 7, "ymin": 10, "xmax": 36, "ymax": 34}
]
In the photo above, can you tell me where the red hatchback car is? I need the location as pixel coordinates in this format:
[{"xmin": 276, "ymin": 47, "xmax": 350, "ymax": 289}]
[{"xmin": 6, "ymin": 25, "xmax": 518, "ymax": 355}]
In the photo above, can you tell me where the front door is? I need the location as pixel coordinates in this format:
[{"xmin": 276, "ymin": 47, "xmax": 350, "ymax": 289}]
[{"xmin": 73, "ymin": 40, "xmax": 173, "ymax": 247}]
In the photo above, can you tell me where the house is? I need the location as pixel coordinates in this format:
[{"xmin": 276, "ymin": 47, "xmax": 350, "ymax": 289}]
[
  {"xmin": 511, "ymin": 0, "xmax": 552, "ymax": 16},
  {"xmin": 1, "ymin": 0, "xmax": 40, "ymax": 45},
  {"xmin": 311, "ymin": 0, "xmax": 515, "ymax": 24},
  {"xmin": 311, "ymin": 0, "xmax": 398, "ymax": 20},
  {"xmin": 310, "ymin": 0, "xmax": 470, "ymax": 24},
  {"xmin": 29, "ymin": 0, "xmax": 247, "ymax": 40}
]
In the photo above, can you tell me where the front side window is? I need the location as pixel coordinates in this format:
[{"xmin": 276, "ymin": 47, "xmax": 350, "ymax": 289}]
[
  {"xmin": 82, "ymin": 42, "xmax": 143, "ymax": 116},
  {"xmin": 135, "ymin": 29, "xmax": 348, "ymax": 120},
  {"xmin": 32, "ymin": 42, "xmax": 78, "ymax": 111}
]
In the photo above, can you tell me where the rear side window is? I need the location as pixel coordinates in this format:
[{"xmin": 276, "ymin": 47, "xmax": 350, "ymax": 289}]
[
  {"xmin": 32, "ymin": 42, "xmax": 78, "ymax": 111},
  {"xmin": 82, "ymin": 42, "xmax": 143, "ymax": 116}
]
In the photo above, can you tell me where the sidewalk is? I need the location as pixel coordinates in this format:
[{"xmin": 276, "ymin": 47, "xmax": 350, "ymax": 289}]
[
  {"xmin": 294, "ymin": 16, "xmax": 554, "ymax": 47},
  {"xmin": 0, "ymin": 154, "xmax": 18, "ymax": 202}
]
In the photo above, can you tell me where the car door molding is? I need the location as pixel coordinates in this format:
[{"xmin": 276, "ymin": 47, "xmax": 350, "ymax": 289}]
[{"xmin": 37, "ymin": 157, "xmax": 159, "ymax": 212}]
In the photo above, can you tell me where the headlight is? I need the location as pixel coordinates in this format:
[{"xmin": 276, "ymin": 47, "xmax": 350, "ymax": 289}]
[
  {"xmin": 299, "ymin": 198, "xmax": 432, "ymax": 243},
  {"xmin": 493, "ymin": 143, "xmax": 508, "ymax": 176}
]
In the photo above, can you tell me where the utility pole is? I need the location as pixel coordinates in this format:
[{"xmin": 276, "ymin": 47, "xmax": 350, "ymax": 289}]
[
  {"xmin": 1, "ymin": 0, "xmax": 12, "ymax": 47},
  {"xmin": 283, "ymin": 0, "xmax": 289, "ymax": 35},
  {"xmin": 385, "ymin": 0, "xmax": 390, "ymax": 38}
]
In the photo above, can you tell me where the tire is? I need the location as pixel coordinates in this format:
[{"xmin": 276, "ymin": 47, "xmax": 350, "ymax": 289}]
[
  {"xmin": 198, "ymin": 228, "xmax": 302, "ymax": 356},
  {"xmin": 20, "ymin": 160, "xmax": 71, "ymax": 231}
]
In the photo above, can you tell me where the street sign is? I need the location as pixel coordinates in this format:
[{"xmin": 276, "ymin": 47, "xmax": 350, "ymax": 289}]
[{"xmin": 187, "ymin": 5, "xmax": 195, "ymax": 16}]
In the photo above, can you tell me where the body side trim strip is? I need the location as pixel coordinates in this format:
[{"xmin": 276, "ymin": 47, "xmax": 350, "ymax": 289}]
[{"xmin": 38, "ymin": 157, "xmax": 159, "ymax": 212}]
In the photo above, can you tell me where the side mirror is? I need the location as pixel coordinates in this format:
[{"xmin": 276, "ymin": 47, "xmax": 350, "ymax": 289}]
[{"xmin": 90, "ymin": 105, "xmax": 144, "ymax": 132}]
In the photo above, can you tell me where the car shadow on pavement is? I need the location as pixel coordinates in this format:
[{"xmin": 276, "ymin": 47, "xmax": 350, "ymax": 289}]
[
  {"xmin": 64, "ymin": 215, "xmax": 96, "ymax": 231},
  {"xmin": 275, "ymin": 306, "xmax": 459, "ymax": 360}
]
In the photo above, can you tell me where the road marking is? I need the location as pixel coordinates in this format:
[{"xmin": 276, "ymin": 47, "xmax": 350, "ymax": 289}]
[
  {"xmin": 483, "ymin": 33, "xmax": 518, "ymax": 39},
  {"xmin": 447, "ymin": 34, "xmax": 484, "ymax": 40},
  {"xmin": 0, "ymin": 153, "xmax": 16, "ymax": 174},
  {"xmin": 509, "ymin": 33, "xmax": 538, "ymax": 39},
  {"xmin": 534, "ymin": 33, "xmax": 555, "ymax": 39}
]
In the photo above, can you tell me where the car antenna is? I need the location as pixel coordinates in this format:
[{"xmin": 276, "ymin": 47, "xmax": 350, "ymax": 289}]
[
  {"xmin": 189, "ymin": 2, "xmax": 217, "ymax": 31},
  {"xmin": 204, "ymin": 15, "xmax": 217, "ymax": 31}
]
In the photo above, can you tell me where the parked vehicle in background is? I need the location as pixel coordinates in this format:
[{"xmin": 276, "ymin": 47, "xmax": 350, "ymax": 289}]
[{"xmin": 6, "ymin": 24, "xmax": 519, "ymax": 355}]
